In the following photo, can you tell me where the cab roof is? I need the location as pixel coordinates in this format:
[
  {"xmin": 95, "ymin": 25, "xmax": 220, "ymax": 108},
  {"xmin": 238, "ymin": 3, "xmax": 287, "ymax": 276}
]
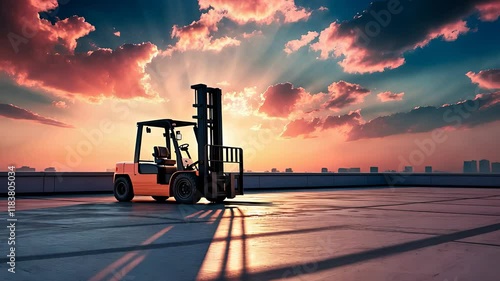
[{"xmin": 137, "ymin": 119, "xmax": 196, "ymax": 128}]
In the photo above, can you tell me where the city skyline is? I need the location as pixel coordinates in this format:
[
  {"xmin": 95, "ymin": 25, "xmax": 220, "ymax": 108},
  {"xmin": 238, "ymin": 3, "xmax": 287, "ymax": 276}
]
[
  {"xmin": 1, "ymin": 0, "xmax": 500, "ymax": 172},
  {"xmin": 9, "ymin": 159, "xmax": 500, "ymax": 174}
]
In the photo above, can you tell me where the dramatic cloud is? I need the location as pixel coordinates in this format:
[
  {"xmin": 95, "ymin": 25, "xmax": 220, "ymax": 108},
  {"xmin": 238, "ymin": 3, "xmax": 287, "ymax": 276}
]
[
  {"xmin": 113, "ymin": 31, "xmax": 121, "ymax": 37},
  {"xmin": 281, "ymin": 111, "xmax": 362, "ymax": 138},
  {"xmin": 223, "ymin": 87, "xmax": 261, "ymax": 116},
  {"xmin": 198, "ymin": 0, "xmax": 311, "ymax": 24},
  {"xmin": 52, "ymin": 101, "xmax": 68, "ymax": 109},
  {"xmin": 377, "ymin": 91, "xmax": 405, "ymax": 102},
  {"xmin": 0, "ymin": 0, "xmax": 159, "ymax": 102},
  {"xmin": 324, "ymin": 81, "xmax": 370, "ymax": 110},
  {"xmin": 243, "ymin": 30, "xmax": 263, "ymax": 39},
  {"xmin": 311, "ymin": 0, "xmax": 500, "ymax": 73},
  {"xmin": 168, "ymin": 0, "xmax": 309, "ymax": 53},
  {"xmin": 167, "ymin": 9, "xmax": 240, "ymax": 54},
  {"xmin": 323, "ymin": 110, "xmax": 362, "ymax": 129},
  {"xmin": 467, "ymin": 69, "xmax": 500, "ymax": 89},
  {"xmin": 348, "ymin": 92, "xmax": 500, "ymax": 140},
  {"xmin": 284, "ymin": 31, "xmax": 318, "ymax": 54},
  {"xmin": 259, "ymin": 83, "xmax": 307, "ymax": 117},
  {"xmin": 0, "ymin": 104, "xmax": 73, "ymax": 128},
  {"xmin": 476, "ymin": 1, "xmax": 500, "ymax": 21},
  {"xmin": 281, "ymin": 118, "xmax": 321, "ymax": 138}
]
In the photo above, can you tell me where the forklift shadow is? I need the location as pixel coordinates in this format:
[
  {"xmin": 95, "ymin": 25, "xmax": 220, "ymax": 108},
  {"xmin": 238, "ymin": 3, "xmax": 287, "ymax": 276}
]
[
  {"xmin": 194, "ymin": 205, "xmax": 251, "ymax": 281},
  {"xmin": 123, "ymin": 197, "xmax": 273, "ymax": 206},
  {"xmin": 223, "ymin": 200, "xmax": 273, "ymax": 206}
]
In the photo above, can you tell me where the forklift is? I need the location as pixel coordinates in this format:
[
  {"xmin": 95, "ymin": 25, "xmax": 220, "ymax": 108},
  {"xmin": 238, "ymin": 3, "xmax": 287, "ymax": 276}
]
[{"xmin": 113, "ymin": 84, "xmax": 244, "ymax": 204}]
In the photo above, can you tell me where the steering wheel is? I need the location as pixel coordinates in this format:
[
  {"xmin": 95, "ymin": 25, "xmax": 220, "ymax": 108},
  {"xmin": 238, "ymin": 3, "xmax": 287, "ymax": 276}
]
[
  {"xmin": 186, "ymin": 160, "xmax": 199, "ymax": 171},
  {"xmin": 179, "ymin": 143, "xmax": 189, "ymax": 151}
]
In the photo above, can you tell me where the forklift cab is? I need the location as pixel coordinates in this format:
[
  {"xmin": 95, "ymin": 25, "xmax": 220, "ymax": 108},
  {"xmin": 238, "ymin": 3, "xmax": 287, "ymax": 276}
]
[{"xmin": 136, "ymin": 119, "xmax": 198, "ymax": 184}]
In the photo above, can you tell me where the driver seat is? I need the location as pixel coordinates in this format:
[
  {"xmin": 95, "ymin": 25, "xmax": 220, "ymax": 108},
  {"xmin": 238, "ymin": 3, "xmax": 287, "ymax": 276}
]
[{"xmin": 152, "ymin": 146, "xmax": 176, "ymax": 166}]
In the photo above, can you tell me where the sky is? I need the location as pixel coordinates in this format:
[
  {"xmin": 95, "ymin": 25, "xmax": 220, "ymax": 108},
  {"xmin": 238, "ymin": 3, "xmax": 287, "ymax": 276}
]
[{"xmin": 0, "ymin": 0, "xmax": 499, "ymax": 172}]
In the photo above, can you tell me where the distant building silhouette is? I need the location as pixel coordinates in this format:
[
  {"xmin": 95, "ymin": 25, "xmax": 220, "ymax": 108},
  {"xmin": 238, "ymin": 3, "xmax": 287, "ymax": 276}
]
[
  {"xmin": 425, "ymin": 166, "xmax": 432, "ymax": 173},
  {"xmin": 492, "ymin": 162, "xmax": 500, "ymax": 173},
  {"xmin": 479, "ymin": 160, "xmax": 491, "ymax": 173},
  {"xmin": 463, "ymin": 160, "xmax": 478, "ymax": 173},
  {"xmin": 321, "ymin": 168, "xmax": 328, "ymax": 173},
  {"xmin": 403, "ymin": 166, "xmax": 413, "ymax": 173},
  {"xmin": 370, "ymin": 167, "xmax": 378, "ymax": 173},
  {"xmin": 44, "ymin": 167, "xmax": 56, "ymax": 172},
  {"xmin": 285, "ymin": 168, "xmax": 293, "ymax": 173},
  {"xmin": 271, "ymin": 168, "xmax": 279, "ymax": 173},
  {"xmin": 17, "ymin": 166, "xmax": 35, "ymax": 172},
  {"xmin": 348, "ymin": 168, "xmax": 360, "ymax": 173},
  {"xmin": 338, "ymin": 168, "xmax": 348, "ymax": 173}
]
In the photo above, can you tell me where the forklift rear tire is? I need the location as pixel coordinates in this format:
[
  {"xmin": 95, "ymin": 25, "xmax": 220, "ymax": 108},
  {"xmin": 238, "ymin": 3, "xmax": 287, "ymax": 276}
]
[
  {"xmin": 172, "ymin": 173, "xmax": 201, "ymax": 204},
  {"xmin": 152, "ymin": 196, "xmax": 168, "ymax": 202},
  {"xmin": 114, "ymin": 177, "xmax": 134, "ymax": 202}
]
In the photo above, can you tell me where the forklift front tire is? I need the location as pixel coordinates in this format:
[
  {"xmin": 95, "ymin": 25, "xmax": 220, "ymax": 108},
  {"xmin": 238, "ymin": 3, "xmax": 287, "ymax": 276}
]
[
  {"xmin": 172, "ymin": 173, "xmax": 201, "ymax": 204},
  {"xmin": 114, "ymin": 177, "xmax": 134, "ymax": 202}
]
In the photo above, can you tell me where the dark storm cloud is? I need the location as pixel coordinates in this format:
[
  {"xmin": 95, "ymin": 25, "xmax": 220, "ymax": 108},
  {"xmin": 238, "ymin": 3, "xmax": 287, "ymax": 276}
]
[{"xmin": 347, "ymin": 92, "xmax": 500, "ymax": 140}]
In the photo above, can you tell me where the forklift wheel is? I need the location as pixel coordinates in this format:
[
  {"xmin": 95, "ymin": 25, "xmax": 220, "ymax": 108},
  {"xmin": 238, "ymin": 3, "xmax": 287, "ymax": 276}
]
[
  {"xmin": 114, "ymin": 177, "xmax": 134, "ymax": 202},
  {"xmin": 172, "ymin": 173, "xmax": 201, "ymax": 204},
  {"xmin": 152, "ymin": 196, "xmax": 168, "ymax": 202}
]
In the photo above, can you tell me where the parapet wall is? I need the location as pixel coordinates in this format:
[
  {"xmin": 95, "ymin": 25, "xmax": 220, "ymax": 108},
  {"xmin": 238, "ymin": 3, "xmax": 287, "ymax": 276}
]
[{"xmin": 0, "ymin": 172, "xmax": 498, "ymax": 194}]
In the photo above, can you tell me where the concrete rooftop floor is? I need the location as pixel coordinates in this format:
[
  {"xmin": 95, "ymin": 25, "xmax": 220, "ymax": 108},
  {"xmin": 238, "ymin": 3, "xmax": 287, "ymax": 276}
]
[{"xmin": 1, "ymin": 187, "xmax": 500, "ymax": 281}]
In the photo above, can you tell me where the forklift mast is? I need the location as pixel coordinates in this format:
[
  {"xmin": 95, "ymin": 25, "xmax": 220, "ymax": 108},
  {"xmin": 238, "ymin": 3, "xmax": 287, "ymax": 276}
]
[
  {"xmin": 191, "ymin": 84, "xmax": 243, "ymax": 198},
  {"xmin": 191, "ymin": 84, "xmax": 223, "ymax": 177}
]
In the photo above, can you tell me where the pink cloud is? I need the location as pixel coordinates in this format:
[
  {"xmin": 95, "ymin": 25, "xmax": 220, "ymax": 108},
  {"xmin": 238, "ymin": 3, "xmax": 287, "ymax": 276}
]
[
  {"xmin": 475, "ymin": 91, "xmax": 500, "ymax": 108},
  {"xmin": 258, "ymin": 83, "xmax": 306, "ymax": 117},
  {"xmin": 168, "ymin": 0, "xmax": 309, "ymax": 53},
  {"xmin": 281, "ymin": 110, "xmax": 363, "ymax": 138},
  {"xmin": 243, "ymin": 30, "xmax": 263, "ymax": 39},
  {"xmin": 311, "ymin": 22, "xmax": 406, "ymax": 73},
  {"xmin": 167, "ymin": 9, "xmax": 240, "ymax": 54},
  {"xmin": 284, "ymin": 31, "xmax": 318, "ymax": 54},
  {"xmin": 311, "ymin": 20, "xmax": 469, "ymax": 74},
  {"xmin": 324, "ymin": 81, "xmax": 370, "ymax": 110},
  {"xmin": 0, "ymin": 0, "xmax": 159, "ymax": 102},
  {"xmin": 223, "ymin": 87, "xmax": 261, "ymax": 116},
  {"xmin": 114, "ymin": 31, "xmax": 121, "ymax": 37},
  {"xmin": 0, "ymin": 103, "xmax": 73, "ymax": 128},
  {"xmin": 323, "ymin": 110, "xmax": 362, "ymax": 129},
  {"xmin": 377, "ymin": 91, "xmax": 405, "ymax": 102},
  {"xmin": 310, "ymin": 0, "xmax": 497, "ymax": 74},
  {"xmin": 198, "ymin": 0, "xmax": 311, "ymax": 24},
  {"xmin": 467, "ymin": 69, "xmax": 500, "ymax": 89},
  {"xmin": 281, "ymin": 118, "xmax": 320, "ymax": 138},
  {"xmin": 476, "ymin": 1, "xmax": 500, "ymax": 21},
  {"xmin": 52, "ymin": 101, "xmax": 68, "ymax": 109}
]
